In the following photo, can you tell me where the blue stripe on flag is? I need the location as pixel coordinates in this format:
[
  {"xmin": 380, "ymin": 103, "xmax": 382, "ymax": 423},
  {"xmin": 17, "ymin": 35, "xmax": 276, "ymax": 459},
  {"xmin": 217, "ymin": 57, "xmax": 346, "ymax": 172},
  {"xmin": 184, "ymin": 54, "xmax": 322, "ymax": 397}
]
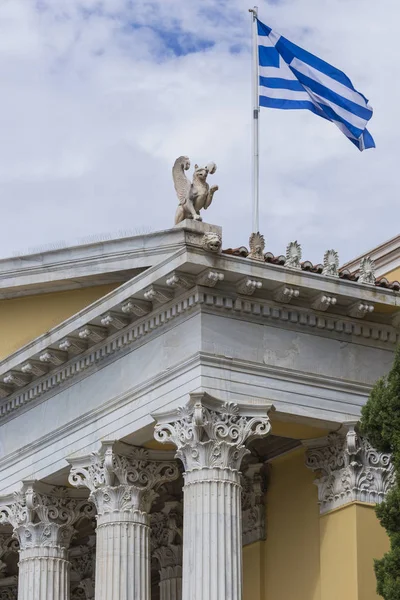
[
  {"xmin": 258, "ymin": 46, "xmax": 280, "ymax": 67},
  {"xmin": 290, "ymin": 68, "xmax": 372, "ymax": 121},
  {"xmin": 256, "ymin": 18, "xmax": 375, "ymax": 150},
  {"xmin": 275, "ymin": 36, "xmax": 365, "ymax": 98},
  {"xmin": 259, "ymin": 96, "xmax": 325, "ymax": 114},
  {"xmin": 257, "ymin": 21, "xmax": 271, "ymax": 36},
  {"xmin": 260, "ymin": 77, "xmax": 304, "ymax": 91}
]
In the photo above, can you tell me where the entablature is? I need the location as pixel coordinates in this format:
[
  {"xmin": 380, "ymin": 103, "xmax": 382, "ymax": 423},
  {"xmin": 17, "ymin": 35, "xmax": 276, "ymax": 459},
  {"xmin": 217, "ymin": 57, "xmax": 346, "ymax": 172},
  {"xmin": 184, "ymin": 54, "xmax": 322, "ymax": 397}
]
[{"xmin": 0, "ymin": 226, "xmax": 399, "ymax": 422}]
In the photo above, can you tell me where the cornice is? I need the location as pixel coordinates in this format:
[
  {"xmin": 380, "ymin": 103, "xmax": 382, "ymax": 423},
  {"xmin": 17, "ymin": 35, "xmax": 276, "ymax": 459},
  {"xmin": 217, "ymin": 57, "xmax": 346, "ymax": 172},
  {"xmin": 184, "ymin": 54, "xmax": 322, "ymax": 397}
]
[
  {"xmin": 1, "ymin": 243, "xmax": 399, "ymax": 421},
  {"xmin": 0, "ymin": 285, "xmax": 392, "ymax": 424},
  {"xmin": 342, "ymin": 233, "xmax": 400, "ymax": 275}
]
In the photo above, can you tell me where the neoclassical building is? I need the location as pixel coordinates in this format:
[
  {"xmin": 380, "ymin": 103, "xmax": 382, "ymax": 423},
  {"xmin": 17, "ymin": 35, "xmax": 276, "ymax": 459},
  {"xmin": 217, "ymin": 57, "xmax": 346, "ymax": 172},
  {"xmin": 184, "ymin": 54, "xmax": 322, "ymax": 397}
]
[{"xmin": 0, "ymin": 218, "xmax": 398, "ymax": 600}]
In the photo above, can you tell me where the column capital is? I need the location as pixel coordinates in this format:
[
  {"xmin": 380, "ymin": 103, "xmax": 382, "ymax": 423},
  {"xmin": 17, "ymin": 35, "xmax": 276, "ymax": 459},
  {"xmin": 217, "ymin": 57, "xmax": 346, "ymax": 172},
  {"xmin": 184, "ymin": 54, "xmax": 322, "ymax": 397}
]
[
  {"xmin": 241, "ymin": 462, "xmax": 267, "ymax": 546},
  {"xmin": 0, "ymin": 482, "xmax": 95, "ymax": 551},
  {"xmin": 305, "ymin": 426, "xmax": 395, "ymax": 514},
  {"xmin": 68, "ymin": 442, "xmax": 180, "ymax": 515},
  {"xmin": 70, "ymin": 536, "xmax": 95, "ymax": 599},
  {"xmin": 0, "ymin": 587, "xmax": 17, "ymax": 600},
  {"xmin": 151, "ymin": 500, "xmax": 182, "ymax": 570},
  {"xmin": 153, "ymin": 393, "xmax": 273, "ymax": 471}
]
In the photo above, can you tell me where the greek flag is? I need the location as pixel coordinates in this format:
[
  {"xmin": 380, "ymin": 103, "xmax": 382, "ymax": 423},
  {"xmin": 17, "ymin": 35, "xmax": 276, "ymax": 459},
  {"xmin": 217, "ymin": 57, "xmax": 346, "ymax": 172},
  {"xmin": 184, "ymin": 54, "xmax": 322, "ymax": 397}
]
[{"xmin": 257, "ymin": 20, "xmax": 375, "ymax": 150}]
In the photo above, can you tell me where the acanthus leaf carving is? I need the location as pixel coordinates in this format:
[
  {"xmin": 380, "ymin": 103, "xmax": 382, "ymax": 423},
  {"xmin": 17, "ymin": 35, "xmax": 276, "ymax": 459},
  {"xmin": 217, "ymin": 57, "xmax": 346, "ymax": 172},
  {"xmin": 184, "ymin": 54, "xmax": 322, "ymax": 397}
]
[
  {"xmin": 154, "ymin": 394, "xmax": 272, "ymax": 472},
  {"xmin": 68, "ymin": 443, "xmax": 179, "ymax": 515},
  {"xmin": 241, "ymin": 462, "xmax": 267, "ymax": 546},
  {"xmin": 0, "ymin": 484, "xmax": 95, "ymax": 551},
  {"xmin": 305, "ymin": 427, "xmax": 395, "ymax": 514}
]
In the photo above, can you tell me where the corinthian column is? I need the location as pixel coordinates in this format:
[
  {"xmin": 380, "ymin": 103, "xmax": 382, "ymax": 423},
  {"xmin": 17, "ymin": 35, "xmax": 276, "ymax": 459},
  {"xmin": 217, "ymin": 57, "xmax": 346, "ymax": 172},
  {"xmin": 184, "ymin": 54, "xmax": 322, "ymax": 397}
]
[
  {"xmin": 154, "ymin": 393, "xmax": 272, "ymax": 600},
  {"xmin": 0, "ymin": 483, "xmax": 94, "ymax": 600},
  {"xmin": 68, "ymin": 442, "xmax": 179, "ymax": 600},
  {"xmin": 151, "ymin": 501, "xmax": 183, "ymax": 600}
]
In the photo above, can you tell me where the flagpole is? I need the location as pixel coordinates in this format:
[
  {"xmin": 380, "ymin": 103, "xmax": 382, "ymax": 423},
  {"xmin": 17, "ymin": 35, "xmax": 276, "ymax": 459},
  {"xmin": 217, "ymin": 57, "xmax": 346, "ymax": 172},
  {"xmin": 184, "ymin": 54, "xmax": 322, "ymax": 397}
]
[{"xmin": 249, "ymin": 6, "xmax": 260, "ymax": 234}]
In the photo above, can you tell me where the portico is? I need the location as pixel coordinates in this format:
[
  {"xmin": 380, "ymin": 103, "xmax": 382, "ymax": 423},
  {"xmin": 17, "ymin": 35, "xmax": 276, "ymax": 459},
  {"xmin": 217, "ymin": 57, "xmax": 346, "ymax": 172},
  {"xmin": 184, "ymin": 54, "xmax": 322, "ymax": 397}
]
[{"xmin": 0, "ymin": 220, "xmax": 397, "ymax": 599}]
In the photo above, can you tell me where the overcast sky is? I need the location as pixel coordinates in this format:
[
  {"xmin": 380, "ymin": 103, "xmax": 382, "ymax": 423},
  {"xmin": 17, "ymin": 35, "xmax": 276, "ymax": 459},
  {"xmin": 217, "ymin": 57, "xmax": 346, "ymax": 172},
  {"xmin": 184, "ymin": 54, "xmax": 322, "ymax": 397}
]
[{"xmin": 0, "ymin": 0, "xmax": 397, "ymax": 263}]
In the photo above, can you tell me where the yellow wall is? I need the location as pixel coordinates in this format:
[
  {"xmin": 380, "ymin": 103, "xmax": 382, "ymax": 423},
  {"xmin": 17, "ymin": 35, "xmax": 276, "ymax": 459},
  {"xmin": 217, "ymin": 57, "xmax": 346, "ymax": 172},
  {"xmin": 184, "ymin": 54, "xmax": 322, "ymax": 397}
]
[
  {"xmin": 383, "ymin": 266, "xmax": 400, "ymax": 281},
  {"xmin": 243, "ymin": 447, "xmax": 321, "ymax": 600},
  {"xmin": 264, "ymin": 448, "xmax": 321, "ymax": 600},
  {"xmin": 0, "ymin": 284, "xmax": 118, "ymax": 360},
  {"xmin": 243, "ymin": 446, "xmax": 389, "ymax": 600},
  {"xmin": 243, "ymin": 541, "xmax": 265, "ymax": 600},
  {"xmin": 320, "ymin": 503, "xmax": 389, "ymax": 600}
]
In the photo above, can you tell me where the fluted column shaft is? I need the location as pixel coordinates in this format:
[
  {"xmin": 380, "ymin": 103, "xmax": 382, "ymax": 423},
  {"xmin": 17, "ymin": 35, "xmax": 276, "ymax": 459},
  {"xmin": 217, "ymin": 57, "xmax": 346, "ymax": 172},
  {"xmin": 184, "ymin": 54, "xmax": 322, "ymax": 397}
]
[
  {"xmin": 153, "ymin": 393, "xmax": 272, "ymax": 600},
  {"xmin": 159, "ymin": 565, "xmax": 182, "ymax": 600},
  {"xmin": 68, "ymin": 442, "xmax": 179, "ymax": 600},
  {"xmin": 183, "ymin": 468, "xmax": 241, "ymax": 600},
  {"xmin": 95, "ymin": 510, "xmax": 150, "ymax": 600},
  {"xmin": 18, "ymin": 546, "xmax": 70, "ymax": 600}
]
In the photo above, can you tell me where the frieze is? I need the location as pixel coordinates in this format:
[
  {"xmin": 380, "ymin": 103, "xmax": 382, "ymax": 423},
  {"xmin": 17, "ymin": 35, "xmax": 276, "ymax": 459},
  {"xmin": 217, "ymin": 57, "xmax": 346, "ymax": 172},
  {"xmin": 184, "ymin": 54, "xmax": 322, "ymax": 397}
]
[{"xmin": 0, "ymin": 288, "xmax": 398, "ymax": 422}]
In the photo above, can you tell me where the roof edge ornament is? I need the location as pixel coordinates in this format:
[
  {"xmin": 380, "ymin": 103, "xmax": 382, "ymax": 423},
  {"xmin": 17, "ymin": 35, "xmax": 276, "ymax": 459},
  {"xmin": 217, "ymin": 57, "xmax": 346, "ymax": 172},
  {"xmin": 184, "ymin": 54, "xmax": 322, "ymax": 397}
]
[
  {"xmin": 322, "ymin": 249, "xmax": 339, "ymax": 277},
  {"xmin": 248, "ymin": 232, "xmax": 266, "ymax": 261},
  {"xmin": 285, "ymin": 241, "xmax": 302, "ymax": 270},
  {"xmin": 172, "ymin": 156, "xmax": 218, "ymax": 225},
  {"xmin": 358, "ymin": 256, "xmax": 376, "ymax": 285}
]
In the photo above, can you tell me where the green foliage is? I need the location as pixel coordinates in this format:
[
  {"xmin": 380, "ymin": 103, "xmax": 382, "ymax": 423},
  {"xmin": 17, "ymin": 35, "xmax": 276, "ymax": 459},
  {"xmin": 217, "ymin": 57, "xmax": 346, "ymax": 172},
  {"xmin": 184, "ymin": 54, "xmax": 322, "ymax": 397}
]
[{"xmin": 360, "ymin": 345, "xmax": 400, "ymax": 599}]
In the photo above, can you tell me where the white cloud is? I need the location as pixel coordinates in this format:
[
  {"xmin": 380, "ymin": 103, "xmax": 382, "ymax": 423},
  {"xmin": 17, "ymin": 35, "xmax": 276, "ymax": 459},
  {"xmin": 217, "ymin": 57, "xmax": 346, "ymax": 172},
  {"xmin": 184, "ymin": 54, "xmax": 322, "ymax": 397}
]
[{"xmin": 0, "ymin": 0, "xmax": 397, "ymax": 264}]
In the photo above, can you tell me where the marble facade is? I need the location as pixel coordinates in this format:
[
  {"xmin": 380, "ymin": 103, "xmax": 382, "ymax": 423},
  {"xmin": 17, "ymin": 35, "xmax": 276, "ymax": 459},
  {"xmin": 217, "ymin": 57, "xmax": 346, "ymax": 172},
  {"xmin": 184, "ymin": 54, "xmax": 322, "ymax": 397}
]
[{"xmin": 0, "ymin": 221, "xmax": 397, "ymax": 599}]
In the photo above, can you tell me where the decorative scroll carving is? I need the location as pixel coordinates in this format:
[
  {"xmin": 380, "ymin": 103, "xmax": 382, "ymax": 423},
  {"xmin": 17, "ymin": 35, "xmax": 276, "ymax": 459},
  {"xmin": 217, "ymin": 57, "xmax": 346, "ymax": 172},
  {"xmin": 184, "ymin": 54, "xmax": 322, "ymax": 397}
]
[
  {"xmin": 78, "ymin": 325, "xmax": 107, "ymax": 343},
  {"xmin": 358, "ymin": 257, "xmax": 376, "ymax": 285},
  {"xmin": 0, "ymin": 534, "xmax": 19, "ymax": 579},
  {"xmin": 68, "ymin": 443, "xmax": 180, "ymax": 514},
  {"xmin": 305, "ymin": 427, "xmax": 395, "ymax": 514},
  {"xmin": 197, "ymin": 269, "xmax": 224, "ymax": 288},
  {"xmin": 59, "ymin": 338, "xmax": 86, "ymax": 355},
  {"xmin": 154, "ymin": 393, "xmax": 272, "ymax": 472},
  {"xmin": 311, "ymin": 294, "xmax": 337, "ymax": 312},
  {"xmin": 3, "ymin": 372, "xmax": 30, "ymax": 387},
  {"xmin": 241, "ymin": 462, "xmax": 267, "ymax": 546},
  {"xmin": 0, "ymin": 484, "xmax": 95, "ymax": 550},
  {"xmin": 100, "ymin": 312, "xmax": 128, "ymax": 330},
  {"xmin": 273, "ymin": 285, "xmax": 300, "ymax": 303},
  {"xmin": 121, "ymin": 299, "xmax": 152, "ymax": 317},
  {"xmin": 144, "ymin": 286, "xmax": 173, "ymax": 304},
  {"xmin": 0, "ymin": 588, "xmax": 17, "ymax": 600},
  {"xmin": 70, "ymin": 538, "xmax": 95, "ymax": 600},
  {"xmin": 165, "ymin": 273, "xmax": 195, "ymax": 290},
  {"xmin": 21, "ymin": 360, "xmax": 48, "ymax": 376},
  {"xmin": 248, "ymin": 232, "xmax": 265, "ymax": 262},
  {"xmin": 322, "ymin": 250, "xmax": 339, "ymax": 277},
  {"xmin": 348, "ymin": 301, "xmax": 374, "ymax": 319},
  {"xmin": 285, "ymin": 241, "xmax": 302, "ymax": 270},
  {"xmin": 236, "ymin": 277, "xmax": 262, "ymax": 296},
  {"xmin": 39, "ymin": 349, "xmax": 67, "ymax": 366}
]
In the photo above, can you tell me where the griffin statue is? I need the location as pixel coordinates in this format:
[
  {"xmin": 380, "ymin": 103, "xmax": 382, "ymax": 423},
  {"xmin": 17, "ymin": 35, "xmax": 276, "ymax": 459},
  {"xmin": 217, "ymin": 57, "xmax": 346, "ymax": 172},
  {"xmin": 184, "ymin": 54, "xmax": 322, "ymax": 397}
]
[{"xmin": 172, "ymin": 156, "xmax": 219, "ymax": 225}]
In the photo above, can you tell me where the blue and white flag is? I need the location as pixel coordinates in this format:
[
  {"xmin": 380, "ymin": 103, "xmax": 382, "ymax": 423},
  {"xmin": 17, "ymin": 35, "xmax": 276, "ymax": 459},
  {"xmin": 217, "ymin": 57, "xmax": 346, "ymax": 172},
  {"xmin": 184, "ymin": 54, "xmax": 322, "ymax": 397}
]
[{"xmin": 257, "ymin": 20, "xmax": 375, "ymax": 150}]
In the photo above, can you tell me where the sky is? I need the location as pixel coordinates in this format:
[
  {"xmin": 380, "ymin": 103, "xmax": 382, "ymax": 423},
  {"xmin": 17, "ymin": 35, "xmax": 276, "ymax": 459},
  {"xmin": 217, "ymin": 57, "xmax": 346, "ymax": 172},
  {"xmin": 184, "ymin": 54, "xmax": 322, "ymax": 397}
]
[{"xmin": 0, "ymin": 0, "xmax": 397, "ymax": 263}]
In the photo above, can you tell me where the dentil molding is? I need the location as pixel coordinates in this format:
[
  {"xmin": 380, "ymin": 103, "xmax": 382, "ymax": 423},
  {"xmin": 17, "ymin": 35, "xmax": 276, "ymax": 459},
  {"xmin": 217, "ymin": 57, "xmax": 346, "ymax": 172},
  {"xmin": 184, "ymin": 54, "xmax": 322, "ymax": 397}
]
[{"xmin": 0, "ymin": 287, "xmax": 397, "ymax": 422}]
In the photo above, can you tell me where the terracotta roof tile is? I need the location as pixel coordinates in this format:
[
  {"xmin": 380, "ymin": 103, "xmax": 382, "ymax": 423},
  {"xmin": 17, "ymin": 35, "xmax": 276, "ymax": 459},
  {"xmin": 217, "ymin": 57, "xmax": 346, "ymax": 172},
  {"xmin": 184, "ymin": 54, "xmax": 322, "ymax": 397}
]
[{"xmin": 221, "ymin": 248, "xmax": 400, "ymax": 290}]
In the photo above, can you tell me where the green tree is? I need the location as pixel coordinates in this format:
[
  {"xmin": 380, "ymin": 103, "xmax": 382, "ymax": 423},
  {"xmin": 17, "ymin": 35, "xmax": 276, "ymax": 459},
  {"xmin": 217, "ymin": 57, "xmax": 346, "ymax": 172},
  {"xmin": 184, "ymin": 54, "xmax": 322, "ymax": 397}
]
[{"xmin": 360, "ymin": 346, "xmax": 400, "ymax": 599}]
